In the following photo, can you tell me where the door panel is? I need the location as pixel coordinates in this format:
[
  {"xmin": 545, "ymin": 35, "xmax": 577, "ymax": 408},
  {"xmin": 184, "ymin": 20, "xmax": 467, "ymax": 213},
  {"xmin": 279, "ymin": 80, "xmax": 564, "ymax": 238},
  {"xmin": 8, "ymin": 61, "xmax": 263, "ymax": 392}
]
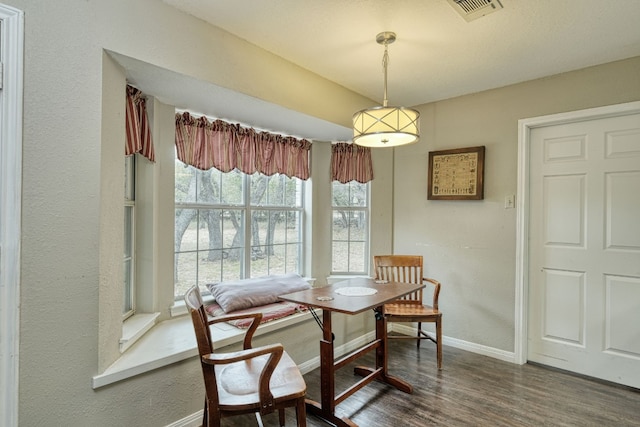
[
  {"xmin": 605, "ymin": 275, "xmax": 640, "ymax": 356},
  {"xmin": 528, "ymin": 112, "xmax": 640, "ymax": 388},
  {"xmin": 543, "ymin": 174, "xmax": 585, "ymax": 246},
  {"xmin": 543, "ymin": 269, "xmax": 584, "ymax": 345},
  {"xmin": 606, "ymin": 171, "xmax": 640, "ymax": 249}
]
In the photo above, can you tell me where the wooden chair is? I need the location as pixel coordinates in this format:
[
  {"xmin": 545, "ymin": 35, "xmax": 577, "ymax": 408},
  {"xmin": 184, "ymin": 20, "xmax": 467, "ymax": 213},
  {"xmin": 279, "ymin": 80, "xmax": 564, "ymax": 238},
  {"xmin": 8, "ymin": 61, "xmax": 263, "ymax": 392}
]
[
  {"xmin": 184, "ymin": 285, "xmax": 307, "ymax": 427},
  {"xmin": 374, "ymin": 255, "xmax": 443, "ymax": 370}
]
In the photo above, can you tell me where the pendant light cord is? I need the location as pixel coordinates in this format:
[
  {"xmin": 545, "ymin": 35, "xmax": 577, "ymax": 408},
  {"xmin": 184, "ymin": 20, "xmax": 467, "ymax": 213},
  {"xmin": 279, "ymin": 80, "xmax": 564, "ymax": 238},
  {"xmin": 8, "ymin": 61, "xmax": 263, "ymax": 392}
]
[{"xmin": 382, "ymin": 42, "xmax": 390, "ymax": 107}]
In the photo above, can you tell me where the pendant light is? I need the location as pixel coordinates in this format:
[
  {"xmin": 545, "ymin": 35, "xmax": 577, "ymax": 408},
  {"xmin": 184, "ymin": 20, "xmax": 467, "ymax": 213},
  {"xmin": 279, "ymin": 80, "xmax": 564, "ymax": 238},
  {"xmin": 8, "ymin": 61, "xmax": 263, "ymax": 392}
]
[{"xmin": 353, "ymin": 32, "xmax": 420, "ymax": 147}]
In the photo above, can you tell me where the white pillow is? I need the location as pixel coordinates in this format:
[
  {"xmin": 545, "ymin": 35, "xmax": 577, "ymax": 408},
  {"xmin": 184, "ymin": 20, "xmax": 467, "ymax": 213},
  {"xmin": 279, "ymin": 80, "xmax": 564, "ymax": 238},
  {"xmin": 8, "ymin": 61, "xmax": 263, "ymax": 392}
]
[{"xmin": 206, "ymin": 273, "xmax": 310, "ymax": 313}]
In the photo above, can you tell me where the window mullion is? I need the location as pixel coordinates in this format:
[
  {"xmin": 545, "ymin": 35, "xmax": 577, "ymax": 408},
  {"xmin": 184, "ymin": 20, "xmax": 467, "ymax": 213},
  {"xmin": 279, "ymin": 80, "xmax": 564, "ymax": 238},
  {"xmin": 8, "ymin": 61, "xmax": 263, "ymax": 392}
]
[{"xmin": 243, "ymin": 174, "xmax": 251, "ymax": 278}]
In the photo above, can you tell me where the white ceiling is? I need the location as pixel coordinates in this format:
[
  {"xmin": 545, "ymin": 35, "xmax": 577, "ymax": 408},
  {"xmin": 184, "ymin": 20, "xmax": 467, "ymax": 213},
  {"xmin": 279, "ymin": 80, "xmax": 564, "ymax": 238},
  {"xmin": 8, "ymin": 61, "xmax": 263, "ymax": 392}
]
[
  {"xmin": 163, "ymin": 0, "xmax": 640, "ymax": 106},
  {"xmin": 132, "ymin": 0, "xmax": 640, "ymax": 140}
]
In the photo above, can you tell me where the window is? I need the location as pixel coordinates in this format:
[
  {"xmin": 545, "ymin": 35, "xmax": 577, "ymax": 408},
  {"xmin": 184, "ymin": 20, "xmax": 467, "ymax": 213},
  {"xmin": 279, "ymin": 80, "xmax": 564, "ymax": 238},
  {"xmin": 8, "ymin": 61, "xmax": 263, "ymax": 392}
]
[
  {"xmin": 174, "ymin": 160, "xmax": 304, "ymax": 300},
  {"xmin": 331, "ymin": 181, "xmax": 369, "ymax": 274},
  {"xmin": 123, "ymin": 155, "xmax": 135, "ymax": 318}
]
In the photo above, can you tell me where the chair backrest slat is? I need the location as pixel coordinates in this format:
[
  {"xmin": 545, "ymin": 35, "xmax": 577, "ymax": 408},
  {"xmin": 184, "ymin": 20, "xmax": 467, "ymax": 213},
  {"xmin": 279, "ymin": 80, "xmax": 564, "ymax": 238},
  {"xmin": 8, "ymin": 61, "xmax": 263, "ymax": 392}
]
[{"xmin": 374, "ymin": 255, "xmax": 424, "ymax": 303}]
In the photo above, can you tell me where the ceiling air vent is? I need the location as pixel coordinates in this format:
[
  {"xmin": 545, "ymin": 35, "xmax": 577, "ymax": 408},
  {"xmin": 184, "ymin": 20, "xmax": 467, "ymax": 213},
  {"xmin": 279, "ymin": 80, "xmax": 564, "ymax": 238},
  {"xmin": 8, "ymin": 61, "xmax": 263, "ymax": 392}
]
[{"xmin": 446, "ymin": 0, "xmax": 503, "ymax": 22}]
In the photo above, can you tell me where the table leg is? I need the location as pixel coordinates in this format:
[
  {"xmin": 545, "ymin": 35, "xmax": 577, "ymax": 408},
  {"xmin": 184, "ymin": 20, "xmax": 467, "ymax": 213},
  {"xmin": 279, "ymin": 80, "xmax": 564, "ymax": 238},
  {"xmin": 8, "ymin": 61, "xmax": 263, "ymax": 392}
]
[
  {"xmin": 320, "ymin": 309, "xmax": 334, "ymax": 414},
  {"xmin": 376, "ymin": 308, "xmax": 386, "ymax": 374},
  {"xmin": 306, "ymin": 310, "xmax": 359, "ymax": 427},
  {"xmin": 353, "ymin": 307, "xmax": 413, "ymax": 394}
]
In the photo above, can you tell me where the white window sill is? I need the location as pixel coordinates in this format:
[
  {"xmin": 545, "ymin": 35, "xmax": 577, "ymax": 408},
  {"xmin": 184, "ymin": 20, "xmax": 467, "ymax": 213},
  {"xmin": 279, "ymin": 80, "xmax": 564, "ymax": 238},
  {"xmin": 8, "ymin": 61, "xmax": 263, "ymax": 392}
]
[
  {"xmin": 326, "ymin": 274, "xmax": 369, "ymax": 285},
  {"xmin": 120, "ymin": 312, "xmax": 161, "ymax": 353},
  {"xmin": 92, "ymin": 308, "xmax": 318, "ymax": 389}
]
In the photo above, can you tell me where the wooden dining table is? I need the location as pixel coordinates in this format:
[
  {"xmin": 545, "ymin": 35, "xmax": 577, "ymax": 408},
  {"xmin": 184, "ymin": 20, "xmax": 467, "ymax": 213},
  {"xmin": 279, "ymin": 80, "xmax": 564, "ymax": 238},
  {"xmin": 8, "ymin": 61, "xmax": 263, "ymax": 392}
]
[{"xmin": 279, "ymin": 277, "xmax": 425, "ymax": 427}]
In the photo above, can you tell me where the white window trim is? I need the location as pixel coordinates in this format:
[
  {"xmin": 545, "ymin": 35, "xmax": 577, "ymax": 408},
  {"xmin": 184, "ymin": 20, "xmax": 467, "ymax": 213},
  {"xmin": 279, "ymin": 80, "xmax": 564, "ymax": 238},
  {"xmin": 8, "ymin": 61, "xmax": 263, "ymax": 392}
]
[
  {"xmin": 123, "ymin": 156, "xmax": 136, "ymax": 320},
  {"xmin": 330, "ymin": 181, "xmax": 371, "ymax": 275},
  {"xmin": 0, "ymin": 5, "xmax": 23, "ymax": 427},
  {"xmin": 111, "ymin": 98, "xmax": 174, "ymax": 363}
]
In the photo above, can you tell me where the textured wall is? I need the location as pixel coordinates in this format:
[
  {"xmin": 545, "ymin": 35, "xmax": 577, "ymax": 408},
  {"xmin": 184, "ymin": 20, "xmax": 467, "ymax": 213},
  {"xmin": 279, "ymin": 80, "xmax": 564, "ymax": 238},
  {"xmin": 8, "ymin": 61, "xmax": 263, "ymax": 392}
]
[
  {"xmin": 9, "ymin": 0, "xmax": 640, "ymax": 424},
  {"xmin": 393, "ymin": 56, "xmax": 640, "ymax": 352},
  {"xmin": 10, "ymin": 0, "xmax": 372, "ymax": 425}
]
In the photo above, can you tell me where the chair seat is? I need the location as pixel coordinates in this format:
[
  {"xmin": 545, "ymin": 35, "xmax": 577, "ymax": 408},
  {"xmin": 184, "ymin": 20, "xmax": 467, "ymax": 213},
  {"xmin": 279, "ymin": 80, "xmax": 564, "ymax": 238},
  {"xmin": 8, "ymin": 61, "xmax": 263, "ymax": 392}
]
[
  {"xmin": 384, "ymin": 303, "xmax": 440, "ymax": 318},
  {"xmin": 186, "ymin": 285, "xmax": 307, "ymax": 426},
  {"xmin": 216, "ymin": 351, "xmax": 307, "ymax": 409}
]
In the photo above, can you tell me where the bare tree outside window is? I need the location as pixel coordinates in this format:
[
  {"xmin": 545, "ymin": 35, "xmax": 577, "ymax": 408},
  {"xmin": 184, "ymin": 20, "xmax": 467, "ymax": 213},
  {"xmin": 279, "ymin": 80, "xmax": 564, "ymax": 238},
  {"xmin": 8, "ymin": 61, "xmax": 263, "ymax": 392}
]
[
  {"xmin": 331, "ymin": 181, "xmax": 369, "ymax": 274},
  {"xmin": 174, "ymin": 161, "xmax": 303, "ymax": 299}
]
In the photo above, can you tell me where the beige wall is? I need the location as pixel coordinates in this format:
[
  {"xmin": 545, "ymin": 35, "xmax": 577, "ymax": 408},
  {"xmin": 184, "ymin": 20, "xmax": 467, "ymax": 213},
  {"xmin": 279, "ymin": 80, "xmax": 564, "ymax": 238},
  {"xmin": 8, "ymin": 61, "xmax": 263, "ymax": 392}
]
[
  {"xmin": 9, "ymin": 0, "xmax": 640, "ymax": 425},
  {"xmin": 10, "ymin": 0, "xmax": 373, "ymax": 425},
  {"xmin": 393, "ymin": 56, "xmax": 640, "ymax": 351},
  {"xmin": 309, "ymin": 142, "xmax": 394, "ymax": 283}
]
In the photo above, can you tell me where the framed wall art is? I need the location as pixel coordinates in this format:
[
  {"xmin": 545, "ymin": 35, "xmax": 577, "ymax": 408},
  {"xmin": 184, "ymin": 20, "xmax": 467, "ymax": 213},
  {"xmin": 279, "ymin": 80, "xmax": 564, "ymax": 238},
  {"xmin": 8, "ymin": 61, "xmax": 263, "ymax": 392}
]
[{"xmin": 428, "ymin": 145, "xmax": 485, "ymax": 200}]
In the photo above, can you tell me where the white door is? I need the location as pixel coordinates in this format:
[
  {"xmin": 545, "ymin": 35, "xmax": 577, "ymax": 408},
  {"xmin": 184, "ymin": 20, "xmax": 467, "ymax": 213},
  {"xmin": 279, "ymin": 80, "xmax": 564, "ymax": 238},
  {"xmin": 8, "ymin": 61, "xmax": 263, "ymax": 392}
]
[{"xmin": 528, "ymin": 110, "xmax": 640, "ymax": 388}]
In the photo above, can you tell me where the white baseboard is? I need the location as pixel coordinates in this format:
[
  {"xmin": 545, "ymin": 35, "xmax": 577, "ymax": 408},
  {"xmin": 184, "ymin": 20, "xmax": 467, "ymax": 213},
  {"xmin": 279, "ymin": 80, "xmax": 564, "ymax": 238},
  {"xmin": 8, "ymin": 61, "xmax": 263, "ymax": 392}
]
[
  {"xmin": 391, "ymin": 324, "xmax": 517, "ymax": 363},
  {"xmin": 165, "ymin": 411, "xmax": 202, "ymax": 427}
]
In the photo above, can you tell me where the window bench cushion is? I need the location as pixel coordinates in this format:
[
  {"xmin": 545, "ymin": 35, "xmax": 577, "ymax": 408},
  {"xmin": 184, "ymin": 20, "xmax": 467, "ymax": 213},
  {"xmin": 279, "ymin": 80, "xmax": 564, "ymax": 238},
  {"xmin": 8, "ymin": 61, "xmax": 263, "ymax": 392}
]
[
  {"xmin": 206, "ymin": 273, "xmax": 311, "ymax": 312},
  {"xmin": 205, "ymin": 301, "xmax": 308, "ymax": 328}
]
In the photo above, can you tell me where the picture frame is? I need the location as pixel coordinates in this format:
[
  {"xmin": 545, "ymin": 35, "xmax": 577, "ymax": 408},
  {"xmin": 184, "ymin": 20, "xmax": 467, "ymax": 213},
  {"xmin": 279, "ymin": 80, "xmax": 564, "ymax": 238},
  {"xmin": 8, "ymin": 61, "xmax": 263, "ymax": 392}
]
[{"xmin": 428, "ymin": 146, "xmax": 485, "ymax": 200}]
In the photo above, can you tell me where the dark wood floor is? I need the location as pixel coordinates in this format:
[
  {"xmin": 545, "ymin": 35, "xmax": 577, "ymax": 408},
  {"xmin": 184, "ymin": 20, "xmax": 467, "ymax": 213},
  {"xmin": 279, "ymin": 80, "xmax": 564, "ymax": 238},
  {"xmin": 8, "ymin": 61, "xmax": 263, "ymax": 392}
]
[{"xmin": 218, "ymin": 337, "xmax": 640, "ymax": 426}]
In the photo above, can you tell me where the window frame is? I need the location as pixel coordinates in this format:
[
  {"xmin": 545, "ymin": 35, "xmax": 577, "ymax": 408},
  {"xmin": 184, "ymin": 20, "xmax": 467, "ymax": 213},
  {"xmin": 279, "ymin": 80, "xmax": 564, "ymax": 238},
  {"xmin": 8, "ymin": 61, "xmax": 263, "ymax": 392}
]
[
  {"xmin": 98, "ymin": 103, "xmax": 395, "ymax": 383},
  {"xmin": 330, "ymin": 180, "xmax": 370, "ymax": 275},
  {"xmin": 123, "ymin": 155, "xmax": 136, "ymax": 319},
  {"xmin": 174, "ymin": 164, "xmax": 306, "ymax": 300}
]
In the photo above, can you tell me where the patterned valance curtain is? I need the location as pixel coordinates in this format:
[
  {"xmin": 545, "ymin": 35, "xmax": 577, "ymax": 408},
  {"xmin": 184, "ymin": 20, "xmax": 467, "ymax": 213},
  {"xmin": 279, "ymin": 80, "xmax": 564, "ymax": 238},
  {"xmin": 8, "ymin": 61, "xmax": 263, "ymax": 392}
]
[
  {"xmin": 331, "ymin": 142, "xmax": 374, "ymax": 183},
  {"xmin": 175, "ymin": 112, "xmax": 311, "ymax": 180},
  {"xmin": 125, "ymin": 85, "xmax": 155, "ymax": 162}
]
